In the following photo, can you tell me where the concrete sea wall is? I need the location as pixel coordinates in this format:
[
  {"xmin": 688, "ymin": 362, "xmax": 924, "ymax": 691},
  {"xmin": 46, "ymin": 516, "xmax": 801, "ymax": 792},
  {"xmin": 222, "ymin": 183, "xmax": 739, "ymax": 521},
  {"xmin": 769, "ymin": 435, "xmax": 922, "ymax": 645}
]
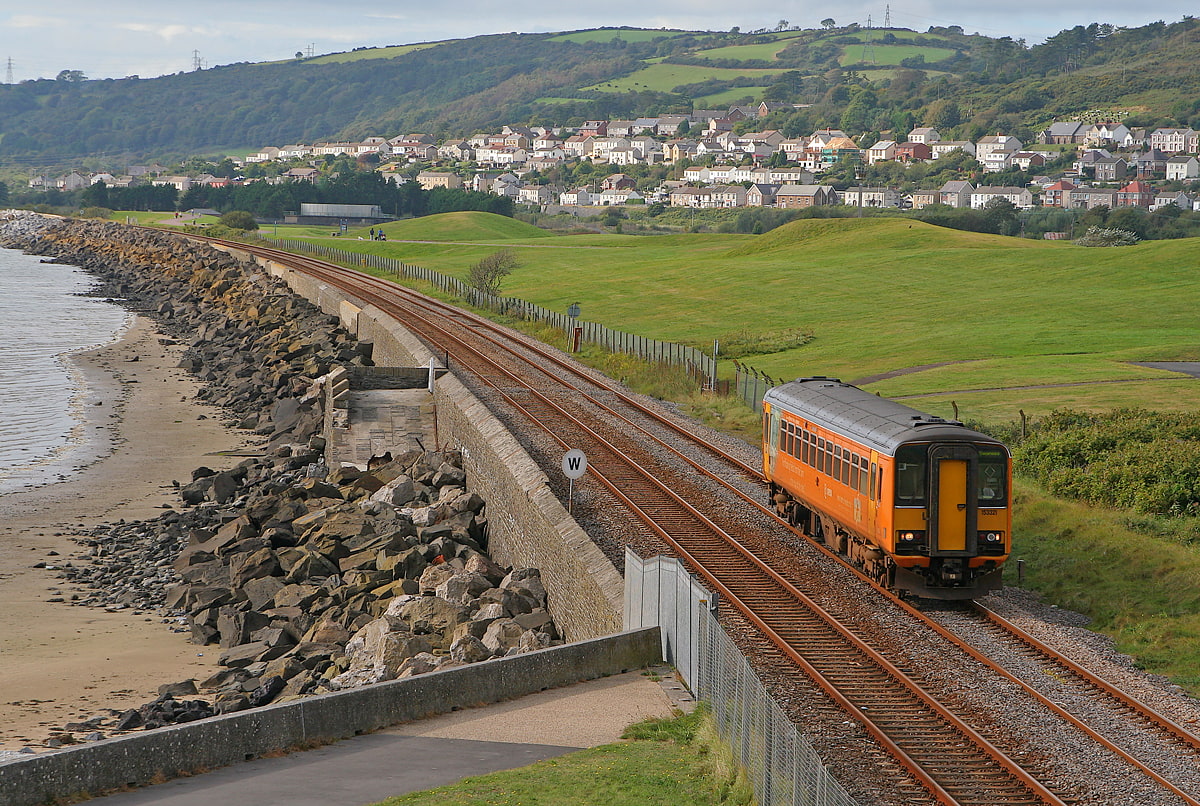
[{"xmin": 0, "ymin": 629, "xmax": 660, "ymax": 806}]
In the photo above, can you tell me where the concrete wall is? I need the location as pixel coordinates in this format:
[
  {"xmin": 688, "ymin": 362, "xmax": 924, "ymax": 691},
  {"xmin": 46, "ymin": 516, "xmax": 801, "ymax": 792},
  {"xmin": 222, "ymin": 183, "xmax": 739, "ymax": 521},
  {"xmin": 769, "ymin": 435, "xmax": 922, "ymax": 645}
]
[
  {"xmin": 0, "ymin": 629, "xmax": 660, "ymax": 806},
  {"xmin": 248, "ymin": 256, "xmax": 624, "ymax": 642}
]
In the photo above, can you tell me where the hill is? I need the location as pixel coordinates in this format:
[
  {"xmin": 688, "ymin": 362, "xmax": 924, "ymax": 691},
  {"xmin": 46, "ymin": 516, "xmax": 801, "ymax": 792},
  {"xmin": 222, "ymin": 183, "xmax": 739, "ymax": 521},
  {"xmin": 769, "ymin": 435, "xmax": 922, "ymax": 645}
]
[{"xmin": 2, "ymin": 18, "xmax": 1200, "ymax": 168}]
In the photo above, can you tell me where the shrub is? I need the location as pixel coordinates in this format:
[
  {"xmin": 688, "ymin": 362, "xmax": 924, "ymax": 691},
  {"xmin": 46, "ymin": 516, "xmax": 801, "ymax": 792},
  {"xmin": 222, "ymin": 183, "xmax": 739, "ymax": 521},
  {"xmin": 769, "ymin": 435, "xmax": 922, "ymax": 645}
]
[{"xmin": 1073, "ymin": 226, "xmax": 1139, "ymax": 247}]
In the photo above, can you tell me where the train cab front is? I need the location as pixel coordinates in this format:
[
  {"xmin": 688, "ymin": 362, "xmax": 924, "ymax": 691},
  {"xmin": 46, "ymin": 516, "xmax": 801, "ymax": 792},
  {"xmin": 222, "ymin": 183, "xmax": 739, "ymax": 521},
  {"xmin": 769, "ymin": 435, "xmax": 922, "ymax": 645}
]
[{"xmin": 891, "ymin": 440, "xmax": 1011, "ymax": 600}]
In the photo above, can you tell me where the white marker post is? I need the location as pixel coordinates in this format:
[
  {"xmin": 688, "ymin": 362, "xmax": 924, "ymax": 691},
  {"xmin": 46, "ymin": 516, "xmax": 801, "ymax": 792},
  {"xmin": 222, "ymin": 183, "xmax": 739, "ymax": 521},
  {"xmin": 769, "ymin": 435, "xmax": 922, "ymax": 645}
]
[{"xmin": 561, "ymin": 448, "xmax": 588, "ymax": 514}]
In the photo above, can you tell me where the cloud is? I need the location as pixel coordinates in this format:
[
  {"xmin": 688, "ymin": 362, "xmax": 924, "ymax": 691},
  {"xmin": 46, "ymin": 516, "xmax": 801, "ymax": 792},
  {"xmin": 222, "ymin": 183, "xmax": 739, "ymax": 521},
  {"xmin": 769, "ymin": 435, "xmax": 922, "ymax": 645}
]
[
  {"xmin": 8, "ymin": 14, "xmax": 66, "ymax": 29},
  {"xmin": 118, "ymin": 22, "xmax": 213, "ymax": 41}
]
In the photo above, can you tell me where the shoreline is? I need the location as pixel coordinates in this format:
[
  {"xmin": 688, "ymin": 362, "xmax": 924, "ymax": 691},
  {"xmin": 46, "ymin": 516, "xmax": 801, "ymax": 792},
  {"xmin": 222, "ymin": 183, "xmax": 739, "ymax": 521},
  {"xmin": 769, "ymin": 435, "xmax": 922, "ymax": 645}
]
[{"xmin": 0, "ymin": 315, "xmax": 253, "ymax": 751}]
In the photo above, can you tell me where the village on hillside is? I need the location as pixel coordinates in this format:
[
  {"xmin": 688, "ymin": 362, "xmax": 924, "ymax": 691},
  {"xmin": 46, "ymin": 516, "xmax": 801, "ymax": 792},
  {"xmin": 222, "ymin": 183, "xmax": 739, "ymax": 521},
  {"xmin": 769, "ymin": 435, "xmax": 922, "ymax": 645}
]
[{"xmin": 29, "ymin": 102, "xmax": 1200, "ymax": 220}]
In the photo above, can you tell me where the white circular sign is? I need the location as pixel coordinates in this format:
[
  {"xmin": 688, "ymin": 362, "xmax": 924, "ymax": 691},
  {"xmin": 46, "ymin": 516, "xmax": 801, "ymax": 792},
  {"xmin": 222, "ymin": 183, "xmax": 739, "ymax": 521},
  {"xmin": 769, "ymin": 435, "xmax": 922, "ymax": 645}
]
[{"xmin": 562, "ymin": 449, "xmax": 588, "ymax": 480}]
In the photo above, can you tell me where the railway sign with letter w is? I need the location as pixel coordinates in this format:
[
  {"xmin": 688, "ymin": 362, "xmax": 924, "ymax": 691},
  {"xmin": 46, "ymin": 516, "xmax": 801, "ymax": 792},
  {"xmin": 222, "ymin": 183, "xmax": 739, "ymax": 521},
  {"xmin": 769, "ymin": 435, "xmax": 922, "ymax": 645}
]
[{"xmin": 562, "ymin": 449, "xmax": 588, "ymax": 513}]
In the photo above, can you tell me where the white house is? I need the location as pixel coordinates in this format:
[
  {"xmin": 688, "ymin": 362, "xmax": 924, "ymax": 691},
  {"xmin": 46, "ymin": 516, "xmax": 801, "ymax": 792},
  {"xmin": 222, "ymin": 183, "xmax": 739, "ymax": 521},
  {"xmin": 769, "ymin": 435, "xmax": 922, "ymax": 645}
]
[
  {"xmin": 1165, "ymin": 155, "xmax": 1200, "ymax": 181},
  {"xmin": 970, "ymin": 186, "xmax": 1034, "ymax": 209}
]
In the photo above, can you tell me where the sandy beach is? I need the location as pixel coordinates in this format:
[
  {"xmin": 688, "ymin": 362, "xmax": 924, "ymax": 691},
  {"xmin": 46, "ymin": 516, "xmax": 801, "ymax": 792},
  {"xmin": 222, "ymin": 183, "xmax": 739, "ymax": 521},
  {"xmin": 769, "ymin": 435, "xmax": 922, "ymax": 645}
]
[{"xmin": 0, "ymin": 316, "xmax": 254, "ymax": 750}]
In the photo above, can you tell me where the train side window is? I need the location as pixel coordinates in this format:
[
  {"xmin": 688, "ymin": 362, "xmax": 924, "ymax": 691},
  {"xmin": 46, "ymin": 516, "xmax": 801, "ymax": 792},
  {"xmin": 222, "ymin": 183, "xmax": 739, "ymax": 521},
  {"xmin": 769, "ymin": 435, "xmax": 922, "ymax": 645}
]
[
  {"xmin": 816, "ymin": 438, "xmax": 825, "ymax": 473},
  {"xmin": 859, "ymin": 457, "xmax": 870, "ymax": 494},
  {"xmin": 850, "ymin": 454, "xmax": 860, "ymax": 491},
  {"xmin": 869, "ymin": 461, "xmax": 876, "ymax": 499},
  {"xmin": 895, "ymin": 445, "xmax": 927, "ymax": 505},
  {"xmin": 839, "ymin": 450, "xmax": 850, "ymax": 486},
  {"xmin": 801, "ymin": 431, "xmax": 810, "ymax": 465},
  {"xmin": 783, "ymin": 424, "xmax": 792, "ymax": 457}
]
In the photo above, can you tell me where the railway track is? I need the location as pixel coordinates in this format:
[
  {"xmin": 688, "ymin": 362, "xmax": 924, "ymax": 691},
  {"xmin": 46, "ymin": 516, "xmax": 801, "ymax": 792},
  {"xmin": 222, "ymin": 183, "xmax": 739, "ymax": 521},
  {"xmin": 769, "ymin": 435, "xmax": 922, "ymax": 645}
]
[{"xmin": 187, "ymin": 233, "xmax": 1200, "ymax": 805}]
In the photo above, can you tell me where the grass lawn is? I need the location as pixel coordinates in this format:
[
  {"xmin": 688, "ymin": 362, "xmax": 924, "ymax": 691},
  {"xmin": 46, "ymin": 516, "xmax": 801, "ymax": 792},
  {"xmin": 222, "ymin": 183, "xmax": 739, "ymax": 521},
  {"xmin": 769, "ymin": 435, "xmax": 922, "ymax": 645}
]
[
  {"xmin": 581, "ymin": 63, "xmax": 783, "ymax": 93},
  {"xmin": 369, "ymin": 707, "xmax": 751, "ymax": 806}
]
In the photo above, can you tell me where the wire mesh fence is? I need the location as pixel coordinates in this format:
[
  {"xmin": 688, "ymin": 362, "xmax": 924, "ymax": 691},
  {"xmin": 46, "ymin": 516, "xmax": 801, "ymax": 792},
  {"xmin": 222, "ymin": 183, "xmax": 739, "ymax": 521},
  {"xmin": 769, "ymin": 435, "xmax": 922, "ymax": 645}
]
[
  {"xmin": 625, "ymin": 549, "xmax": 858, "ymax": 806},
  {"xmin": 257, "ymin": 236, "xmax": 718, "ymax": 389},
  {"xmin": 733, "ymin": 360, "xmax": 783, "ymax": 411}
]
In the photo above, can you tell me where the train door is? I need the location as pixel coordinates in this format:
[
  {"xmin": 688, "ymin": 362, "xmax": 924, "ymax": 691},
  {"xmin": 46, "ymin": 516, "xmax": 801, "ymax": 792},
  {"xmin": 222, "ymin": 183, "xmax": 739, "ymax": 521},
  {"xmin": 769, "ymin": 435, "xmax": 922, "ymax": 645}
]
[
  {"xmin": 928, "ymin": 444, "xmax": 977, "ymax": 554},
  {"xmin": 766, "ymin": 406, "xmax": 781, "ymax": 477}
]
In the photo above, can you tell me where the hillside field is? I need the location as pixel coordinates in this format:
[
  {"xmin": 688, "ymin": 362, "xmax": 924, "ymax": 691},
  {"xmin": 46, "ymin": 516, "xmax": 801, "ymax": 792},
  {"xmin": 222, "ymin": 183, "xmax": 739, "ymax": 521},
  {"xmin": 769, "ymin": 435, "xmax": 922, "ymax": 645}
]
[{"xmin": 269, "ymin": 212, "xmax": 1200, "ymax": 428}]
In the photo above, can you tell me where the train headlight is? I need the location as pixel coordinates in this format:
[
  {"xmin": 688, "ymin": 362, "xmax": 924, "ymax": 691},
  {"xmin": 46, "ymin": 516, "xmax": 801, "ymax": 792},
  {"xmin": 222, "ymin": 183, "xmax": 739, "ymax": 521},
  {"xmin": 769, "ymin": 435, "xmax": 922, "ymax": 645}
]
[
  {"xmin": 895, "ymin": 530, "xmax": 927, "ymax": 555},
  {"xmin": 978, "ymin": 530, "xmax": 1006, "ymax": 555}
]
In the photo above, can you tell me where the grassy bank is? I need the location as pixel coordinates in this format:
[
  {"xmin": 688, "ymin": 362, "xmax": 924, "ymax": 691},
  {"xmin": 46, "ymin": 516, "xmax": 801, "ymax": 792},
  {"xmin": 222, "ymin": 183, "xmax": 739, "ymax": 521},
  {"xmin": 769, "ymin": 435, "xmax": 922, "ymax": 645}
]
[
  {"xmin": 371, "ymin": 707, "xmax": 753, "ymax": 806},
  {"xmin": 1013, "ymin": 478, "xmax": 1200, "ymax": 693}
]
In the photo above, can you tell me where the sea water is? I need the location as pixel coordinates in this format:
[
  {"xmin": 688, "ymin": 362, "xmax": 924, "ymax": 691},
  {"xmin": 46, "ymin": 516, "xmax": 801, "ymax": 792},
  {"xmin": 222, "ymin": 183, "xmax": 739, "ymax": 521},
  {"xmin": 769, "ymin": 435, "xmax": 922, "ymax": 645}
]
[{"xmin": 0, "ymin": 246, "xmax": 129, "ymax": 496}]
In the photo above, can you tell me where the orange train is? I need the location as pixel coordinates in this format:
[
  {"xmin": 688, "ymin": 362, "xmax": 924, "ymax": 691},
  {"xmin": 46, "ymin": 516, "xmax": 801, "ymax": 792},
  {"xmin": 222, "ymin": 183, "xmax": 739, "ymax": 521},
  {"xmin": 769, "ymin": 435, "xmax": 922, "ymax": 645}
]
[{"xmin": 762, "ymin": 377, "xmax": 1010, "ymax": 599}]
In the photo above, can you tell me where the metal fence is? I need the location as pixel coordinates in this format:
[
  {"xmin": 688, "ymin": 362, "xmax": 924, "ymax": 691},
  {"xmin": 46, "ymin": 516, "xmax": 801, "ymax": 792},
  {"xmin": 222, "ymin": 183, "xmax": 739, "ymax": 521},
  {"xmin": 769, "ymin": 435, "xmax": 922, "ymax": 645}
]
[
  {"xmin": 257, "ymin": 236, "xmax": 717, "ymax": 389},
  {"xmin": 733, "ymin": 360, "xmax": 783, "ymax": 411},
  {"xmin": 624, "ymin": 549, "xmax": 858, "ymax": 806}
]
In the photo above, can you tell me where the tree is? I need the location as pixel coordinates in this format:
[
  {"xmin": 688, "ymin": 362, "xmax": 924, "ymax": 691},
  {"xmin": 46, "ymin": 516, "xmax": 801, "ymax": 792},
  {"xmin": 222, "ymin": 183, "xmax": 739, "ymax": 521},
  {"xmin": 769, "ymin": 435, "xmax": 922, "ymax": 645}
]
[
  {"xmin": 821, "ymin": 18, "xmax": 837, "ymax": 29},
  {"xmin": 982, "ymin": 197, "xmax": 1019, "ymax": 235},
  {"xmin": 776, "ymin": 20, "xmax": 790, "ymax": 32},
  {"xmin": 219, "ymin": 210, "xmax": 259, "ymax": 230},
  {"xmin": 55, "ymin": 69, "xmax": 86, "ymax": 82},
  {"xmin": 467, "ymin": 249, "xmax": 520, "ymax": 296}
]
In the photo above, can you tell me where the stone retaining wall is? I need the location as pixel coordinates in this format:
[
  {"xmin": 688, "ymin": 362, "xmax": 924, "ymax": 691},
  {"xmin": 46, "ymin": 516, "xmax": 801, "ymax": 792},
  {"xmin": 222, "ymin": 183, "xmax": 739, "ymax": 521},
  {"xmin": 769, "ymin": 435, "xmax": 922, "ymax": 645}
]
[
  {"xmin": 239, "ymin": 252, "xmax": 624, "ymax": 641},
  {"xmin": 0, "ymin": 629, "xmax": 660, "ymax": 806}
]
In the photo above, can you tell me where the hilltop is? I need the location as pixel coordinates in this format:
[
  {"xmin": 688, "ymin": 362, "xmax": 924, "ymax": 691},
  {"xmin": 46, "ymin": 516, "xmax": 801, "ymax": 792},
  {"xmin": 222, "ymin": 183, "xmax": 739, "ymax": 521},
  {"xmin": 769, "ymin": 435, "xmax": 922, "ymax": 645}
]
[{"xmin": 2, "ymin": 18, "xmax": 1200, "ymax": 168}]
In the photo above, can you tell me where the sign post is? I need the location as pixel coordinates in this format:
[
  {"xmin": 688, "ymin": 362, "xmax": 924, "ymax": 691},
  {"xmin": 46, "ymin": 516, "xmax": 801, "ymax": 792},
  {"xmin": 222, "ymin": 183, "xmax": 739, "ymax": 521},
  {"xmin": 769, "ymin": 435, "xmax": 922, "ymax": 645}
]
[
  {"xmin": 566, "ymin": 302, "xmax": 581, "ymax": 352},
  {"xmin": 561, "ymin": 448, "xmax": 588, "ymax": 514}
]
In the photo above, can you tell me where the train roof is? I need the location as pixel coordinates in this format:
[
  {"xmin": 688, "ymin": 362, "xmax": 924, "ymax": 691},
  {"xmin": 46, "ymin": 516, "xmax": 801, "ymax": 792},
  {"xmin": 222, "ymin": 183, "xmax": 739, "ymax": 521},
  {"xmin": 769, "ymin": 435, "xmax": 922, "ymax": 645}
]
[{"xmin": 764, "ymin": 377, "xmax": 1004, "ymax": 456}]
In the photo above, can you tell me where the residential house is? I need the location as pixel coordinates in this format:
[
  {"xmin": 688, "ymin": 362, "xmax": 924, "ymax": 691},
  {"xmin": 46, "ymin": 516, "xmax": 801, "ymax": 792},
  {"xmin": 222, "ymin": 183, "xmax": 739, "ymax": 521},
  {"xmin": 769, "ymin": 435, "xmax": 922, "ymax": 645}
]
[
  {"xmin": 590, "ymin": 136, "xmax": 632, "ymax": 161},
  {"xmin": 1116, "ymin": 180, "xmax": 1156, "ymax": 208},
  {"xmin": 662, "ymin": 139, "xmax": 699, "ymax": 163},
  {"xmin": 894, "ymin": 142, "xmax": 932, "ymax": 163},
  {"xmin": 774, "ymin": 184, "xmax": 838, "ymax": 208},
  {"xmin": 246, "ymin": 147, "xmax": 282, "ymax": 163},
  {"xmin": 1150, "ymin": 128, "xmax": 1199, "ymax": 154},
  {"xmin": 758, "ymin": 101, "xmax": 796, "ymax": 117},
  {"xmin": 632, "ymin": 118, "xmax": 660, "ymax": 135},
  {"xmin": 1009, "ymin": 152, "xmax": 1046, "ymax": 172},
  {"xmin": 931, "ymin": 141, "xmax": 975, "ymax": 159},
  {"xmin": 437, "ymin": 140, "xmax": 474, "ymax": 161},
  {"xmin": 970, "ymin": 186, "xmax": 1034, "ymax": 209},
  {"xmin": 606, "ymin": 120, "xmax": 637, "ymax": 137},
  {"xmin": 518, "ymin": 185, "xmax": 556, "ymax": 205},
  {"xmin": 907, "ymin": 127, "xmax": 941, "ymax": 144},
  {"xmin": 939, "ymin": 180, "xmax": 974, "ymax": 208},
  {"xmin": 282, "ymin": 167, "xmax": 319, "ymax": 183},
  {"xmin": 908, "ymin": 190, "xmax": 940, "ymax": 209},
  {"xmin": 975, "ymin": 135, "xmax": 1022, "ymax": 172},
  {"xmin": 1062, "ymin": 187, "xmax": 1118, "ymax": 209},
  {"xmin": 280, "ymin": 144, "xmax": 313, "ymax": 159},
  {"xmin": 559, "ymin": 188, "xmax": 595, "ymax": 206},
  {"xmin": 819, "ymin": 137, "xmax": 862, "ymax": 170},
  {"xmin": 866, "ymin": 140, "xmax": 898, "ymax": 165},
  {"xmin": 1091, "ymin": 157, "xmax": 1128, "ymax": 183},
  {"xmin": 1041, "ymin": 180, "xmax": 1076, "ymax": 207},
  {"xmin": 151, "ymin": 175, "xmax": 192, "ymax": 192},
  {"xmin": 578, "ymin": 121, "xmax": 608, "ymax": 137},
  {"xmin": 1152, "ymin": 191, "xmax": 1194, "ymax": 211},
  {"xmin": 841, "ymin": 186, "xmax": 902, "ymax": 208},
  {"xmin": 808, "ymin": 129, "xmax": 849, "ymax": 148},
  {"xmin": 601, "ymin": 173, "xmax": 637, "ymax": 191},
  {"xmin": 416, "ymin": 171, "xmax": 463, "ymax": 190},
  {"xmin": 1166, "ymin": 155, "xmax": 1200, "ymax": 181},
  {"xmin": 562, "ymin": 135, "xmax": 596, "ymax": 159},
  {"xmin": 598, "ymin": 187, "xmax": 642, "ymax": 206},
  {"xmin": 1075, "ymin": 149, "xmax": 1117, "ymax": 176},
  {"xmin": 708, "ymin": 185, "xmax": 748, "ymax": 208},
  {"xmin": 1133, "ymin": 149, "xmax": 1170, "ymax": 178},
  {"xmin": 669, "ymin": 187, "xmax": 713, "ymax": 208},
  {"xmin": 1085, "ymin": 123, "xmax": 1131, "ymax": 147},
  {"xmin": 656, "ymin": 116, "xmax": 690, "ymax": 136}
]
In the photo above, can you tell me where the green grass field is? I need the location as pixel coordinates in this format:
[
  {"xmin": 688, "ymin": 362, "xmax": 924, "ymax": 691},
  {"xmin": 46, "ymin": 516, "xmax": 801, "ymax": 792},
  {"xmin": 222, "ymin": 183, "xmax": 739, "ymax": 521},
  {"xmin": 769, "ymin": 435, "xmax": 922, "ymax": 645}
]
[
  {"xmin": 581, "ymin": 63, "xmax": 783, "ymax": 93},
  {"xmin": 694, "ymin": 86, "xmax": 769, "ymax": 106},
  {"xmin": 282, "ymin": 212, "xmax": 1200, "ymax": 427},
  {"xmin": 692, "ymin": 41, "xmax": 793, "ymax": 61},
  {"xmin": 839, "ymin": 44, "xmax": 957, "ymax": 66}
]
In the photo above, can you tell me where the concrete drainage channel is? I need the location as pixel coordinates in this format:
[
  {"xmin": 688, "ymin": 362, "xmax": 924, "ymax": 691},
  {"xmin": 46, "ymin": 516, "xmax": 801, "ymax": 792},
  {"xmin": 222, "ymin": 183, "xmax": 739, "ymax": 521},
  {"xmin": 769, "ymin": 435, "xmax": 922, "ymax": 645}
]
[{"xmin": 0, "ymin": 628, "xmax": 661, "ymax": 806}]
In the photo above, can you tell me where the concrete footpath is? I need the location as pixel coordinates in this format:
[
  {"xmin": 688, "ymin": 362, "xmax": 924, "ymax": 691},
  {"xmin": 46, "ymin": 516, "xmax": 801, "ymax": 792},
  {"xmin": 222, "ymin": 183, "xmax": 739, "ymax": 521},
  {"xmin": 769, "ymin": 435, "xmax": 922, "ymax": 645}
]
[{"xmin": 87, "ymin": 669, "xmax": 693, "ymax": 806}]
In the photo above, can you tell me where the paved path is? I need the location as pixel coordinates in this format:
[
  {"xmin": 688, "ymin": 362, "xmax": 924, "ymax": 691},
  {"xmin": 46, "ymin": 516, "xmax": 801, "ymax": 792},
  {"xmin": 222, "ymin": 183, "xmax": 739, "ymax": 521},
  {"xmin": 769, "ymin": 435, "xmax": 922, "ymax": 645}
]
[{"xmin": 87, "ymin": 670, "xmax": 688, "ymax": 806}]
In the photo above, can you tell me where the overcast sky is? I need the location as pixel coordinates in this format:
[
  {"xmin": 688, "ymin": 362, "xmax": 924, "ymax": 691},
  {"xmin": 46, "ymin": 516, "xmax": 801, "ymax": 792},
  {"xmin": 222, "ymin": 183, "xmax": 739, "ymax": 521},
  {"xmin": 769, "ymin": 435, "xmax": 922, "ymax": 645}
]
[{"xmin": 3, "ymin": 2, "xmax": 1195, "ymax": 82}]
